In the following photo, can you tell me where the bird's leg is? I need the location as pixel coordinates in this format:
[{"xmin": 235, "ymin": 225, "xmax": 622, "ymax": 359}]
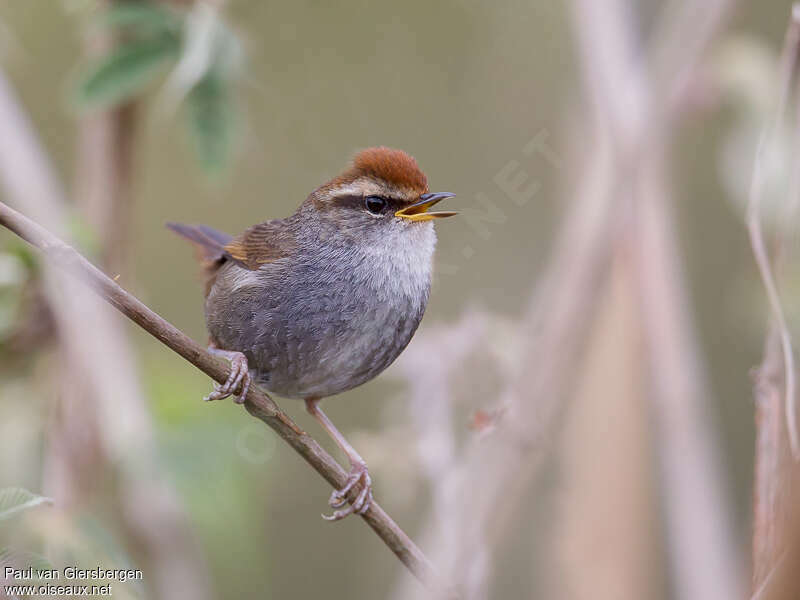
[
  {"xmin": 305, "ymin": 397, "xmax": 373, "ymax": 521},
  {"xmin": 205, "ymin": 345, "xmax": 251, "ymax": 404}
]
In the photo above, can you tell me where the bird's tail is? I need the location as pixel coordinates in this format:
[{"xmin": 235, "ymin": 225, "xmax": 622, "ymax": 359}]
[{"xmin": 166, "ymin": 222, "xmax": 232, "ymax": 263}]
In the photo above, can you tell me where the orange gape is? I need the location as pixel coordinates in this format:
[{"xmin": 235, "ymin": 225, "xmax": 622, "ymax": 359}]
[{"xmin": 168, "ymin": 147, "xmax": 457, "ymax": 520}]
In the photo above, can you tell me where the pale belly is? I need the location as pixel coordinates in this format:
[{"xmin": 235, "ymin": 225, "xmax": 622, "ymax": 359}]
[
  {"xmin": 206, "ymin": 261, "xmax": 429, "ymax": 399},
  {"xmin": 259, "ymin": 295, "xmax": 424, "ymax": 398}
]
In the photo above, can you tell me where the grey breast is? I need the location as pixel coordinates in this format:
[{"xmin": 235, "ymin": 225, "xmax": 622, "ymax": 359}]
[{"xmin": 205, "ymin": 235, "xmax": 432, "ymax": 399}]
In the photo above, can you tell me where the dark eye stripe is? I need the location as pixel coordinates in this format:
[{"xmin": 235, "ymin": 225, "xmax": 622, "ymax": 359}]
[
  {"xmin": 329, "ymin": 194, "xmax": 363, "ymax": 209},
  {"xmin": 328, "ymin": 193, "xmax": 404, "ymax": 212}
]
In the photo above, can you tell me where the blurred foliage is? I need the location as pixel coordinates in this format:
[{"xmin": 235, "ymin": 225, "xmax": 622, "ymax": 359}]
[
  {"xmin": 65, "ymin": 211, "xmax": 102, "ymax": 259},
  {"xmin": 98, "ymin": 1, "xmax": 181, "ymax": 34},
  {"xmin": 0, "ymin": 251, "xmax": 27, "ymax": 338},
  {"xmin": 0, "ymin": 488, "xmax": 52, "ymax": 522},
  {"xmin": 0, "ymin": 245, "xmax": 40, "ymax": 354},
  {"xmin": 76, "ymin": 33, "xmax": 180, "ymax": 109},
  {"xmin": 0, "ymin": 547, "xmax": 54, "ymax": 574},
  {"xmin": 74, "ymin": 3, "xmax": 180, "ymax": 109},
  {"xmin": 184, "ymin": 53, "xmax": 235, "ymax": 172},
  {"xmin": 73, "ymin": 1, "xmax": 242, "ymax": 173},
  {"xmin": 0, "ymin": 488, "xmax": 54, "ymax": 585},
  {"xmin": 0, "ymin": 487, "xmax": 144, "ymax": 599}
]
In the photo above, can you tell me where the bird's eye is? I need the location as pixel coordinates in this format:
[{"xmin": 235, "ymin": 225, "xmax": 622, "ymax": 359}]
[{"xmin": 364, "ymin": 196, "xmax": 387, "ymax": 215}]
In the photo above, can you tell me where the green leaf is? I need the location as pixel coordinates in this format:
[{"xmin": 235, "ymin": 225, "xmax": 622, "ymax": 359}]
[
  {"xmin": 75, "ymin": 34, "xmax": 179, "ymax": 110},
  {"xmin": 0, "ymin": 488, "xmax": 53, "ymax": 521},
  {"xmin": 185, "ymin": 72, "xmax": 234, "ymax": 172},
  {"xmin": 99, "ymin": 2, "xmax": 181, "ymax": 36}
]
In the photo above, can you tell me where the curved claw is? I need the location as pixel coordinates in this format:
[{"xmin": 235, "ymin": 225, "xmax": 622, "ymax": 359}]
[
  {"xmin": 328, "ymin": 491, "xmax": 348, "ymax": 509},
  {"xmin": 204, "ymin": 350, "xmax": 250, "ymax": 404},
  {"xmin": 322, "ymin": 463, "xmax": 372, "ymax": 521}
]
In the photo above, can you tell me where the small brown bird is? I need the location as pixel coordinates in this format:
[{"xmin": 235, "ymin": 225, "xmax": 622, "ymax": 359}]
[{"xmin": 168, "ymin": 147, "xmax": 456, "ymax": 519}]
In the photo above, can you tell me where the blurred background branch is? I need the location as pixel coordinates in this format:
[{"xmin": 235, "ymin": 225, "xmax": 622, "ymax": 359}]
[
  {"xmin": 0, "ymin": 62, "xmax": 213, "ymax": 599},
  {"xmin": 391, "ymin": 1, "xmax": 741, "ymax": 599}
]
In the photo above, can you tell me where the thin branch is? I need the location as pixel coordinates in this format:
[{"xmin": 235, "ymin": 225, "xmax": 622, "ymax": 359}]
[
  {"xmin": 750, "ymin": 5, "xmax": 800, "ymax": 593},
  {"xmin": 751, "ymin": 549, "xmax": 786, "ymax": 600},
  {"xmin": 575, "ymin": 2, "xmax": 743, "ymax": 598},
  {"xmin": 0, "ymin": 199, "xmax": 442, "ymax": 592},
  {"xmin": 746, "ymin": 4, "xmax": 800, "ymax": 460}
]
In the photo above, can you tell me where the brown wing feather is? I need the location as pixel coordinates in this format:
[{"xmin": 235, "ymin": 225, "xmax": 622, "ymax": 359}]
[
  {"xmin": 224, "ymin": 220, "xmax": 294, "ymax": 270},
  {"xmin": 169, "ymin": 220, "xmax": 293, "ymax": 297}
]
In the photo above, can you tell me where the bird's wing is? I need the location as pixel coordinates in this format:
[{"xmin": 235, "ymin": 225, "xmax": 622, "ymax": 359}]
[{"xmin": 224, "ymin": 220, "xmax": 295, "ymax": 270}]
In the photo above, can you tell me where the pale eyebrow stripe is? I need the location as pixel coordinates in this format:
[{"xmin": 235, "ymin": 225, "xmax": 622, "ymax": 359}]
[
  {"xmin": 327, "ymin": 183, "xmax": 370, "ymax": 198},
  {"xmin": 326, "ymin": 180, "xmax": 409, "ymax": 203}
]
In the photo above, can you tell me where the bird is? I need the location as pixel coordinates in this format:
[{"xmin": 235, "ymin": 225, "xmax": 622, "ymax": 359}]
[{"xmin": 167, "ymin": 147, "xmax": 456, "ymax": 520}]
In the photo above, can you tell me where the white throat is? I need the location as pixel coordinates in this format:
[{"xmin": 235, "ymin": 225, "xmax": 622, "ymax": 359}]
[{"xmin": 352, "ymin": 221, "xmax": 436, "ymax": 302}]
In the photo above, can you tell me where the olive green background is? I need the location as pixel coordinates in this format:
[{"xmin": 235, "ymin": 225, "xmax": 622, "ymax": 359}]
[{"xmin": 0, "ymin": 1, "xmax": 793, "ymax": 598}]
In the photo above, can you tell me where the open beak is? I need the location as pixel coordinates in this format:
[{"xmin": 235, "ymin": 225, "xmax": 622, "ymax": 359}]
[{"xmin": 395, "ymin": 192, "xmax": 457, "ymax": 222}]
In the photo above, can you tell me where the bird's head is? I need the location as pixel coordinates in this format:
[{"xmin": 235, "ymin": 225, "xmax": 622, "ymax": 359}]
[{"xmin": 304, "ymin": 147, "xmax": 456, "ymax": 239}]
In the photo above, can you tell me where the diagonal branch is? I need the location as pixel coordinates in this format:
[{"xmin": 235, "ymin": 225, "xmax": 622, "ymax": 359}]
[
  {"xmin": 0, "ymin": 199, "xmax": 441, "ymax": 591},
  {"xmin": 747, "ymin": 5, "xmax": 800, "ymax": 460}
]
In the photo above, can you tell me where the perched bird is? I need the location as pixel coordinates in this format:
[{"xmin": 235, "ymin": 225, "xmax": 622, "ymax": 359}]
[{"xmin": 168, "ymin": 147, "xmax": 456, "ymax": 520}]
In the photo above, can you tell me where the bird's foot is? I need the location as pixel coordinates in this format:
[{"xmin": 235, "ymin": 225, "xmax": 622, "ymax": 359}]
[
  {"xmin": 205, "ymin": 348, "xmax": 250, "ymax": 404},
  {"xmin": 323, "ymin": 461, "xmax": 373, "ymax": 521}
]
